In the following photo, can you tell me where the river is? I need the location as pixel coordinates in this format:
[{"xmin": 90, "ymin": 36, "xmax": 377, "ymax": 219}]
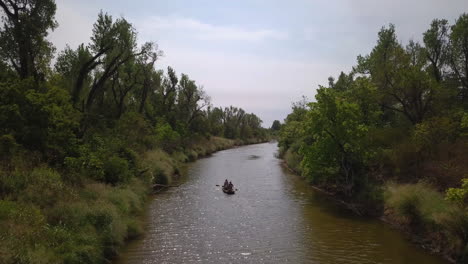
[{"xmin": 115, "ymin": 142, "xmax": 447, "ymax": 264}]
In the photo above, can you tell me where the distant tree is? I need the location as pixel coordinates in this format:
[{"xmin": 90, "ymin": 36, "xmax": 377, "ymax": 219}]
[{"xmin": 271, "ymin": 120, "xmax": 281, "ymax": 131}]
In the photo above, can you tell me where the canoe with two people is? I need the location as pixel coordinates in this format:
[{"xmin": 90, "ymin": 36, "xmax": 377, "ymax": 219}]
[{"xmin": 222, "ymin": 179, "xmax": 235, "ymax": 194}]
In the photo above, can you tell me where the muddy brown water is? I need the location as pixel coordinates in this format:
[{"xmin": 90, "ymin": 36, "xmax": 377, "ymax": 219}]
[{"xmin": 115, "ymin": 142, "xmax": 448, "ymax": 264}]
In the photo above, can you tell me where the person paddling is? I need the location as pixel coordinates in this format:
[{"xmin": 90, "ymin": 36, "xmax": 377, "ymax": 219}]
[
  {"xmin": 223, "ymin": 179, "xmax": 229, "ymax": 188},
  {"xmin": 228, "ymin": 181, "xmax": 234, "ymax": 191}
]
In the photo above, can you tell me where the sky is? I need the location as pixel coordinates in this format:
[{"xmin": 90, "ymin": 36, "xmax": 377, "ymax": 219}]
[{"xmin": 49, "ymin": 0, "xmax": 468, "ymax": 127}]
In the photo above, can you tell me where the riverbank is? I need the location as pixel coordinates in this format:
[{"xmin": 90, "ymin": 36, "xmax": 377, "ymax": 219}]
[
  {"xmin": 280, "ymin": 157, "xmax": 464, "ymax": 263},
  {"xmin": 0, "ymin": 136, "xmax": 267, "ymax": 264}
]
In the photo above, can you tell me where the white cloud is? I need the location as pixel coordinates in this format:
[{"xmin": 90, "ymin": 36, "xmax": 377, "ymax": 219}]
[{"xmin": 135, "ymin": 15, "xmax": 288, "ymax": 42}]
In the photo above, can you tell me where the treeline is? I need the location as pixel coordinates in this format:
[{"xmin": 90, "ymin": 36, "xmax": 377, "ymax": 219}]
[
  {"xmin": 0, "ymin": 1, "xmax": 267, "ymax": 263},
  {"xmin": 279, "ymin": 15, "xmax": 468, "ymax": 261}
]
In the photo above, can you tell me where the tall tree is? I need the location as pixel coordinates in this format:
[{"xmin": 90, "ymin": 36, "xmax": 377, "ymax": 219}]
[
  {"xmin": 449, "ymin": 13, "xmax": 468, "ymax": 103},
  {"xmin": 0, "ymin": 0, "xmax": 57, "ymax": 81},
  {"xmin": 357, "ymin": 25, "xmax": 435, "ymax": 124},
  {"xmin": 423, "ymin": 19, "xmax": 449, "ymax": 82},
  {"xmin": 137, "ymin": 42, "xmax": 161, "ymax": 114}
]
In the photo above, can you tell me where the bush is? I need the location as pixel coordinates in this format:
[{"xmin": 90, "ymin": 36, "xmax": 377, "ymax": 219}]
[
  {"xmin": 354, "ymin": 182, "xmax": 384, "ymax": 215},
  {"xmin": 0, "ymin": 200, "xmax": 49, "ymax": 264},
  {"xmin": 446, "ymin": 178, "xmax": 468, "ymax": 206},
  {"xmin": 20, "ymin": 167, "xmax": 69, "ymax": 208},
  {"xmin": 154, "ymin": 120, "xmax": 181, "ymax": 153},
  {"xmin": 385, "ymin": 182, "xmax": 450, "ymax": 228},
  {"xmin": 141, "ymin": 149, "xmax": 176, "ymax": 184},
  {"xmin": 126, "ymin": 218, "xmax": 143, "ymax": 239},
  {"xmin": 284, "ymin": 148, "xmax": 303, "ymax": 174},
  {"xmin": 103, "ymin": 156, "xmax": 131, "ymax": 185},
  {"xmin": 0, "ymin": 134, "xmax": 18, "ymax": 158}
]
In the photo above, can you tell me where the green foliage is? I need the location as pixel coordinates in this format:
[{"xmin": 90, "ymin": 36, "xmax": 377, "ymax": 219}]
[
  {"xmin": 0, "ymin": 80, "xmax": 80, "ymax": 160},
  {"xmin": 270, "ymin": 120, "xmax": 281, "ymax": 131},
  {"xmin": 0, "ymin": 0, "xmax": 57, "ymax": 80},
  {"xmin": 114, "ymin": 112, "xmax": 155, "ymax": 151},
  {"xmin": 103, "ymin": 156, "xmax": 131, "ymax": 185},
  {"xmin": 275, "ymin": 16, "xmax": 468, "ymax": 259},
  {"xmin": 446, "ymin": 178, "xmax": 468, "ymax": 206},
  {"xmin": 278, "ymin": 98, "xmax": 308, "ymax": 155},
  {"xmin": 20, "ymin": 167, "xmax": 69, "ymax": 208},
  {"xmin": 154, "ymin": 119, "xmax": 181, "ymax": 152},
  {"xmin": 300, "ymin": 81, "xmax": 381, "ymax": 195},
  {"xmin": 206, "ymin": 106, "xmax": 267, "ymax": 141},
  {"xmin": 0, "ymin": 134, "xmax": 18, "ymax": 158},
  {"xmin": 283, "ymin": 147, "xmax": 302, "ymax": 174}
]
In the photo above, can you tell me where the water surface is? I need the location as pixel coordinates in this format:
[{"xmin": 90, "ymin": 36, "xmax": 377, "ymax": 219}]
[{"xmin": 116, "ymin": 142, "xmax": 447, "ymax": 264}]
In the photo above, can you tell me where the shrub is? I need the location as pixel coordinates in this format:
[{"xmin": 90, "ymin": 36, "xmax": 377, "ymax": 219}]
[
  {"xmin": 385, "ymin": 182, "xmax": 450, "ymax": 228},
  {"xmin": 115, "ymin": 112, "xmax": 154, "ymax": 151},
  {"xmin": 284, "ymin": 148, "xmax": 303, "ymax": 174},
  {"xmin": 0, "ymin": 134, "xmax": 18, "ymax": 158},
  {"xmin": 446, "ymin": 178, "xmax": 468, "ymax": 206},
  {"xmin": 141, "ymin": 149, "xmax": 176, "ymax": 184},
  {"xmin": 20, "ymin": 167, "xmax": 69, "ymax": 208},
  {"xmin": 354, "ymin": 182, "xmax": 384, "ymax": 215},
  {"xmin": 126, "ymin": 218, "xmax": 143, "ymax": 239},
  {"xmin": 103, "ymin": 156, "xmax": 131, "ymax": 185},
  {"xmin": 154, "ymin": 121, "xmax": 181, "ymax": 152},
  {"xmin": 0, "ymin": 200, "xmax": 49, "ymax": 264}
]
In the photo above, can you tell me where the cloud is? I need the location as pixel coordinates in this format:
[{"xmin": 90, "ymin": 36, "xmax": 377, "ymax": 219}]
[
  {"xmin": 135, "ymin": 15, "xmax": 288, "ymax": 42},
  {"xmin": 48, "ymin": 0, "xmax": 468, "ymax": 127},
  {"xmin": 154, "ymin": 47, "xmax": 347, "ymax": 126},
  {"xmin": 48, "ymin": 0, "xmax": 96, "ymax": 53}
]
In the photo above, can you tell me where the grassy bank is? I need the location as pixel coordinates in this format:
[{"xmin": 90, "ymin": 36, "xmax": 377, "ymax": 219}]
[
  {"xmin": 383, "ymin": 182, "xmax": 468, "ymax": 263},
  {"xmin": 0, "ymin": 136, "xmax": 264, "ymax": 264}
]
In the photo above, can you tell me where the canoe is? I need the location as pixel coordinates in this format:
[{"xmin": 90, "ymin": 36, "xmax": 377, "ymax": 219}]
[{"xmin": 222, "ymin": 187, "xmax": 235, "ymax": 195}]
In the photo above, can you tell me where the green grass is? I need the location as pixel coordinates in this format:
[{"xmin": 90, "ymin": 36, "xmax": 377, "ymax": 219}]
[
  {"xmin": 0, "ymin": 168, "xmax": 149, "ymax": 264},
  {"xmin": 284, "ymin": 148, "xmax": 303, "ymax": 174},
  {"xmin": 385, "ymin": 182, "xmax": 449, "ymax": 227},
  {"xmin": 384, "ymin": 182, "xmax": 468, "ymax": 261}
]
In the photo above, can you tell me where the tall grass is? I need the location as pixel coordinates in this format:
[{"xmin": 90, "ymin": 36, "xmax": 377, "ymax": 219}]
[
  {"xmin": 384, "ymin": 182, "xmax": 468, "ymax": 261},
  {"xmin": 0, "ymin": 167, "xmax": 149, "ymax": 264},
  {"xmin": 284, "ymin": 148, "xmax": 303, "ymax": 174}
]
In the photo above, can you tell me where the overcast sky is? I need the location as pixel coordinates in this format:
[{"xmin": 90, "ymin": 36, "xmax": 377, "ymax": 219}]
[{"xmin": 49, "ymin": 0, "xmax": 468, "ymax": 127}]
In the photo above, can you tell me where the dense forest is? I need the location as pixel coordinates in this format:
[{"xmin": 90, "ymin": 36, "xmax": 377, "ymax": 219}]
[
  {"xmin": 278, "ymin": 14, "xmax": 468, "ymax": 262},
  {"xmin": 0, "ymin": 1, "xmax": 268, "ymax": 263}
]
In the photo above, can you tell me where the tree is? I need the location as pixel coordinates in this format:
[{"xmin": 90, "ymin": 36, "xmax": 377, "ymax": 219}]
[
  {"xmin": 423, "ymin": 19, "xmax": 449, "ymax": 82},
  {"xmin": 301, "ymin": 84, "xmax": 380, "ymax": 196},
  {"xmin": 109, "ymin": 60, "xmax": 141, "ymax": 118},
  {"xmin": 0, "ymin": 0, "xmax": 57, "ymax": 81},
  {"xmin": 271, "ymin": 120, "xmax": 281, "ymax": 131},
  {"xmin": 449, "ymin": 13, "xmax": 468, "ymax": 103},
  {"xmin": 206, "ymin": 107, "xmax": 225, "ymax": 136},
  {"xmin": 176, "ymin": 74, "xmax": 210, "ymax": 129},
  {"xmin": 357, "ymin": 24, "xmax": 436, "ymax": 125}
]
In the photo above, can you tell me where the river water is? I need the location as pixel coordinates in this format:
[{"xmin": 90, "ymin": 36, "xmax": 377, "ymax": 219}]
[{"xmin": 115, "ymin": 142, "xmax": 447, "ymax": 264}]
